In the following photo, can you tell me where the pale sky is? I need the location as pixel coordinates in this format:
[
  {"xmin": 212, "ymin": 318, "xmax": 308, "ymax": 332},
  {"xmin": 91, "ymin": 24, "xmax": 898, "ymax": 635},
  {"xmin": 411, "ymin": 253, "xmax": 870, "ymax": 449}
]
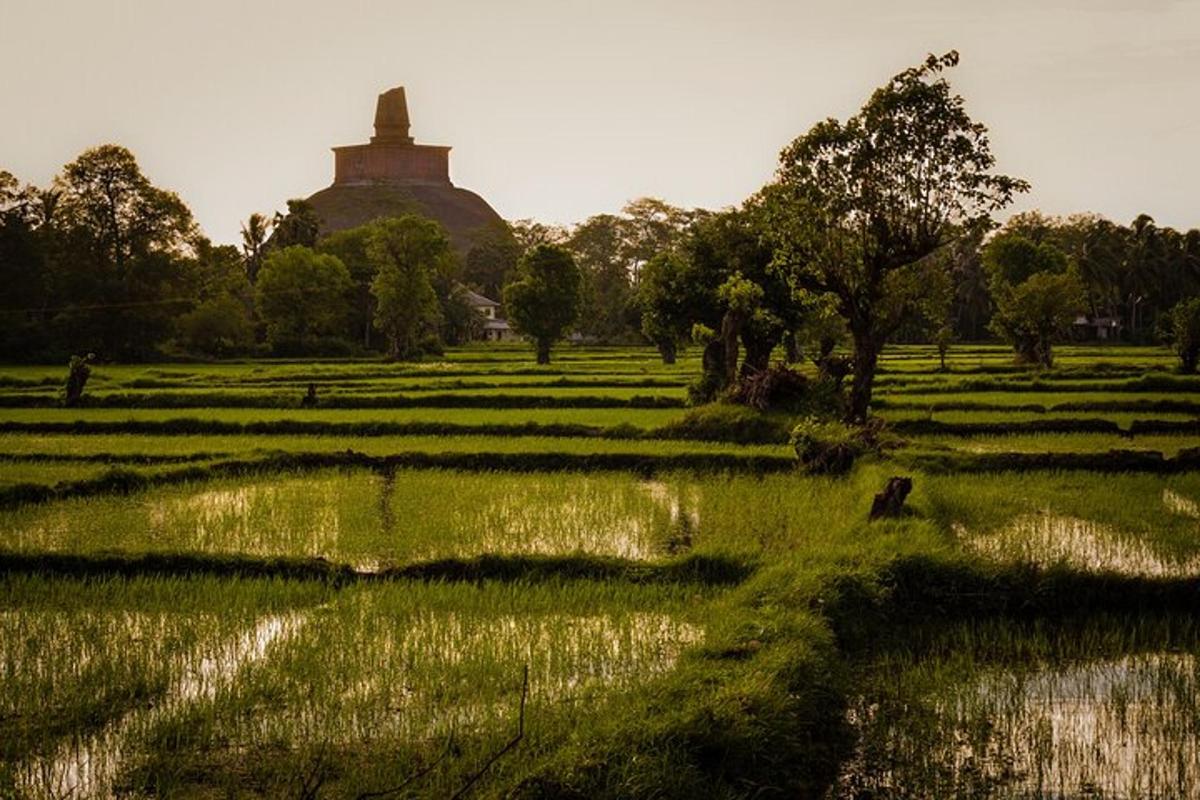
[{"xmin": 2, "ymin": 0, "xmax": 1198, "ymax": 244}]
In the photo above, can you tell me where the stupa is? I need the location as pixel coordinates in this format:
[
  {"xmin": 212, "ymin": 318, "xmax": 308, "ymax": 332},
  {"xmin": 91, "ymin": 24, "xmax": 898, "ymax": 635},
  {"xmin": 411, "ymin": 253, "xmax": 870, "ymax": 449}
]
[{"xmin": 305, "ymin": 87, "xmax": 505, "ymax": 251}]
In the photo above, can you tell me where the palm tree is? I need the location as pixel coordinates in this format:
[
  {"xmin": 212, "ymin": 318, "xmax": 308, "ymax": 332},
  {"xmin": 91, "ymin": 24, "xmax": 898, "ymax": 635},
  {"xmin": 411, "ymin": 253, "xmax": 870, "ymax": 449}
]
[{"xmin": 241, "ymin": 212, "xmax": 271, "ymax": 284}]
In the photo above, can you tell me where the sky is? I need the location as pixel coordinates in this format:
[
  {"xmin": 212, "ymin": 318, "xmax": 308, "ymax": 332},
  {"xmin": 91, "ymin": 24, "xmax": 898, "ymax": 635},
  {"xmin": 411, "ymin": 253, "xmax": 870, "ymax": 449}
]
[{"xmin": 2, "ymin": 0, "xmax": 1198, "ymax": 245}]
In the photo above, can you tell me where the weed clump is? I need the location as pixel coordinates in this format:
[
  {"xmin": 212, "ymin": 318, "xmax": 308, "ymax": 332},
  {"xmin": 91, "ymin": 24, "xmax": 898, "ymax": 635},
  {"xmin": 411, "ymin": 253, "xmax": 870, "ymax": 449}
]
[
  {"xmin": 791, "ymin": 417, "xmax": 885, "ymax": 475},
  {"xmin": 655, "ymin": 403, "xmax": 791, "ymax": 444}
]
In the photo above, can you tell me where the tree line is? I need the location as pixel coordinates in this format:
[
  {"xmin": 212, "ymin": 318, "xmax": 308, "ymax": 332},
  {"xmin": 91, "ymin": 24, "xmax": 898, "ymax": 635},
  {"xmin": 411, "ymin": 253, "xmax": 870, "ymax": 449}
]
[{"xmin": 2, "ymin": 53, "xmax": 1199, "ymax": 409}]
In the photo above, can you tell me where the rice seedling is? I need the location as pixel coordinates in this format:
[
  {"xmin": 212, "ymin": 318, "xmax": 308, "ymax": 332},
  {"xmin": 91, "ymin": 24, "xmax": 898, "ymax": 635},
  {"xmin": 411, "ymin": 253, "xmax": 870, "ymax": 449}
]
[{"xmin": 835, "ymin": 615, "xmax": 1200, "ymax": 799}]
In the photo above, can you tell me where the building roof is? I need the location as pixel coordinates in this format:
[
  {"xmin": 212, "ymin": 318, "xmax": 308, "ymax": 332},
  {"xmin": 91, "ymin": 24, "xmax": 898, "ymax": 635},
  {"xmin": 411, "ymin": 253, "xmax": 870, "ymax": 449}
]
[
  {"xmin": 463, "ymin": 289, "xmax": 500, "ymax": 308},
  {"xmin": 482, "ymin": 318, "xmax": 510, "ymax": 331}
]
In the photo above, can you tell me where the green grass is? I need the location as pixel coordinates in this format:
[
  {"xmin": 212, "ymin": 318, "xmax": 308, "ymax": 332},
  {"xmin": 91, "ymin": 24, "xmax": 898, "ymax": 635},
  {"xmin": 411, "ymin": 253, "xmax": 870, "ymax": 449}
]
[
  {"xmin": 3, "ymin": 344, "xmax": 1200, "ymax": 798},
  {"xmin": 114, "ymin": 580, "xmax": 716, "ymax": 798},
  {"xmin": 0, "ymin": 467, "xmax": 898, "ymax": 568},
  {"xmin": 836, "ymin": 614, "xmax": 1200, "ymax": 798}
]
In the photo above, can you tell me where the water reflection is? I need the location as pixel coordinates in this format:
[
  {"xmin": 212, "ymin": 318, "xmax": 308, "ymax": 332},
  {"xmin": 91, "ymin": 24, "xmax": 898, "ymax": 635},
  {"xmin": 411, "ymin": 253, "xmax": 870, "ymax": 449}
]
[
  {"xmin": 836, "ymin": 652, "xmax": 1200, "ymax": 798},
  {"xmin": 958, "ymin": 513, "xmax": 1200, "ymax": 577},
  {"xmin": 1164, "ymin": 488, "xmax": 1200, "ymax": 519},
  {"xmin": 209, "ymin": 606, "xmax": 704, "ymax": 749},
  {"xmin": 6, "ymin": 472, "xmax": 707, "ymax": 569},
  {"xmin": 15, "ymin": 613, "xmax": 307, "ymax": 800}
]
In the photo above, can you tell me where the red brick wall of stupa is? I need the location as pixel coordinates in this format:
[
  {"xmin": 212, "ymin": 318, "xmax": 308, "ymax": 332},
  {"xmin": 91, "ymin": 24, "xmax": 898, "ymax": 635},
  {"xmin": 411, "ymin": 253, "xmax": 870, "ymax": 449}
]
[{"xmin": 332, "ymin": 143, "xmax": 451, "ymax": 184}]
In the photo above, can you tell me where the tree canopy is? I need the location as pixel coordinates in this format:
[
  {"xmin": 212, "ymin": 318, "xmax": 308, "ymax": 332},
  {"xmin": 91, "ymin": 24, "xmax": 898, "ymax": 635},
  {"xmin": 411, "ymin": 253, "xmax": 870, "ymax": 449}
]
[
  {"xmin": 255, "ymin": 246, "xmax": 352, "ymax": 353},
  {"xmin": 503, "ymin": 244, "xmax": 582, "ymax": 364},
  {"xmin": 367, "ymin": 216, "xmax": 451, "ymax": 360},
  {"xmin": 760, "ymin": 51, "xmax": 1026, "ymax": 421}
]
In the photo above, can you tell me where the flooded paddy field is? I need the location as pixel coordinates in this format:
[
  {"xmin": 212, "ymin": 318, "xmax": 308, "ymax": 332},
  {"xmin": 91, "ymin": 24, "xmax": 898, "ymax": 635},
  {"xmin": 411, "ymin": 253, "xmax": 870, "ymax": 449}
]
[
  {"xmin": 0, "ymin": 468, "xmax": 879, "ymax": 567},
  {"xmin": 1, "ymin": 345, "xmax": 1199, "ymax": 797},
  {"xmin": 0, "ymin": 577, "xmax": 712, "ymax": 798},
  {"xmin": 835, "ymin": 616, "xmax": 1200, "ymax": 799}
]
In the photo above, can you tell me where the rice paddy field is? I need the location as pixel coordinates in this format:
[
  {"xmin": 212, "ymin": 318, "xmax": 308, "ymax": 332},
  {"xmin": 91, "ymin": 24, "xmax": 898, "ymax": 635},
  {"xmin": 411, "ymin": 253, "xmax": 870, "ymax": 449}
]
[{"xmin": 1, "ymin": 343, "xmax": 1198, "ymax": 798}]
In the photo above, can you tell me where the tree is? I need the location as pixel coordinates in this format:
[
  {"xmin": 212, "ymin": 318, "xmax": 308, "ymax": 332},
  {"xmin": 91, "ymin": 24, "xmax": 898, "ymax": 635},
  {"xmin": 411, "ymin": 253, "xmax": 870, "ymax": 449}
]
[
  {"xmin": 509, "ymin": 219, "xmax": 567, "ymax": 254},
  {"xmin": 761, "ymin": 52, "xmax": 1026, "ymax": 422},
  {"xmin": 639, "ymin": 252, "xmax": 698, "ymax": 363},
  {"xmin": 440, "ymin": 283, "xmax": 485, "ymax": 345},
  {"xmin": 177, "ymin": 294, "xmax": 255, "ymax": 356},
  {"xmin": 619, "ymin": 197, "xmax": 696, "ymax": 286},
  {"xmin": 568, "ymin": 214, "xmax": 637, "ymax": 342},
  {"xmin": 463, "ymin": 221, "xmax": 521, "ymax": 299},
  {"xmin": 985, "ymin": 233, "xmax": 1083, "ymax": 367},
  {"xmin": 241, "ymin": 212, "xmax": 271, "ymax": 284},
  {"xmin": 503, "ymin": 244, "xmax": 582, "ymax": 364},
  {"xmin": 270, "ymin": 199, "xmax": 320, "ymax": 250},
  {"xmin": 1163, "ymin": 297, "xmax": 1200, "ymax": 373},
  {"xmin": 688, "ymin": 206, "xmax": 808, "ymax": 401},
  {"xmin": 255, "ymin": 246, "xmax": 352, "ymax": 352},
  {"xmin": 51, "ymin": 144, "xmax": 198, "ymax": 358},
  {"xmin": 0, "ymin": 171, "xmax": 53, "ymax": 356},
  {"xmin": 368, "ymin": 216, "xmax": 451, "ymax": 360},
  {"xmin": 318, "ymin": 225, "xmax": 377, "ymax": 349}
]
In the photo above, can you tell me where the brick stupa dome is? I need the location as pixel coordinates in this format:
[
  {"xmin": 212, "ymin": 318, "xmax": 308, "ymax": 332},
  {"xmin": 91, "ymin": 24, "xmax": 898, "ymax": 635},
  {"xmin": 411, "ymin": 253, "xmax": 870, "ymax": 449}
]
[{"xmin": 305, "ymin": 87, "xmax": 505, "ymax": 252}]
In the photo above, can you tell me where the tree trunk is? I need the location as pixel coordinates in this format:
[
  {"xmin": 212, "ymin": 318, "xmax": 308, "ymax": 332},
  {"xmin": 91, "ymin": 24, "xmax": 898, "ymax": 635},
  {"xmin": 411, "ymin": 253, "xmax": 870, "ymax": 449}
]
[
  {"xmin": 720, "ymin": 311, "xmax": 741, "ymax": 388},
  {"xmin": 869, "ymin": 476, "xmax": 913, "ymax": 520},
  {"xmin": 740, "ymin": 331, "xmax": 776, "ymax": 378},
  {"xmin": 1182, "ymin": 349, "xmax": 1198, "ymax": 374},
  {"xmin": 536, "ymin": 339, "xmax": 551, "ymax": 365},
  {"xmin": 363, "ymin": 294, "xmax": 372, "ymax": 350},
  {"xmin": 783, "ymin": 332, "xmax": 799, "ymax": 364},
  {"xmin": 657, "ymin": 339, "xmax": 677, "ymax": 365},
  {"xmin": 847, "ymin": 331, "xmax": 879, "ymax": 424}
]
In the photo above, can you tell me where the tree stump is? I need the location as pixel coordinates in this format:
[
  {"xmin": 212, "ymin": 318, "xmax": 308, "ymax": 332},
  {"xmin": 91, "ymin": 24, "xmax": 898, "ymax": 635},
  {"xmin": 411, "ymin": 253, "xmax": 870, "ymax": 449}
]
[
  {"xmin": 869, "ymin": 476, "xmax": 912, "ymax": 520},
  {"xmin": 63, "ymin": 353, "xmax": 95, "ymax": 407}
]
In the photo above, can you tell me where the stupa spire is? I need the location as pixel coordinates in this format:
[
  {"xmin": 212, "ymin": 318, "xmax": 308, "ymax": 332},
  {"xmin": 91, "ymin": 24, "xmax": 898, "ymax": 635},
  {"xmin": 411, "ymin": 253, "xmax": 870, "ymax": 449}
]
[{"xmin": 371, "ymin": 86, "xmax": 414, "ymax": 145}]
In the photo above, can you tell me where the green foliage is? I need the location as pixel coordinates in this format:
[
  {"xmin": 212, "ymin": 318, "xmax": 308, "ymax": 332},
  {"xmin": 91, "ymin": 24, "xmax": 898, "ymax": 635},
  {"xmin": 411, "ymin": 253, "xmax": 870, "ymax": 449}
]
[
  {"xmin": 49, "ymin": 144, "xmax": 198, "ymax": 359},
  {"xmin": 790, "ymin": 417, "xmax": 875, "ymax": 474},
  {"xmin": 1162, "ymin": 297, "xmax": 1200, "ymax": 373},
  {"xmin": 761, "ymin": 51, "xmax": 1026, "ymax": 422},
  {"xmin": 639, "ymin": 252, "xmax": 695, "ymax": 363},
  {"xmin": 569, "ymin": 214, "xmax": 639, "ymax": 344},
  {"xmin": 255, "ymin": 246, "xmax": 352, "ymax": 353},
  {"xmin": 268, "ymin": 198, "xmax": 320, "ymax": 250},
  {"xmin": 464, "ymin": 221, "xmax": 521, "ymax": 299},
  {"xmin": 655, "ymin": 403, "xmax": 793, "ymax": 444},
  {"xmin": 367, "ymin": 216, "xmax": 450, "ymax": 360},
  {"xmin": 503, "ymin": 244, "xmax": 583, "ymax": 364},
  {"xmin": 984, "ymin": 233, "xmax": 1084, "ymax": 367},
  {"xmin": 175, "ymin": 294, "xmax": 254, "ymax": 357},
  {"xmin": 318, "ymin": 224, "xmax": 377, "ymax": 350}
]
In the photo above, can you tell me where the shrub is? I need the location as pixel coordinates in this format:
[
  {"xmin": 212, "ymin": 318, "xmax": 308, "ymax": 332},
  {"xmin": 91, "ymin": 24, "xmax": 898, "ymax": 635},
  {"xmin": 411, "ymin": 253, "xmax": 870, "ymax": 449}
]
[
  {"xmin": 1162, "ymin": 297, "xmax": 1200, "ymax": 374},
  {"xmin": 655, "ymin": 403, "xmax": 792, "ymax": 444},
  {"xmin": 790, "ymin": 417, "xmax": 885, "ymax": 474},
  {"xmin": 728, "ymin": 365, "xmax": 808, "ymax": 411}
]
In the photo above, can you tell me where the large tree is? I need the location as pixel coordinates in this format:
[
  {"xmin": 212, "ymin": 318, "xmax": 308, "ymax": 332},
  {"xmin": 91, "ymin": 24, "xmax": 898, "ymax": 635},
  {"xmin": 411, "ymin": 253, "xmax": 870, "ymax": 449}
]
[
  {"xmin": 367, "ymin": 216, "xmax": 451, "ymax": 360},
  {"xmin": 639, "ymin": 251, "xmax": 699, "ymax": 364},
  {"xmin": 761, "ymin": 52, "xmax": 1026, "ymax": 422},
  {"xmin": 984, "ymin": 233, "xmax": 1084, "ymax": 367},
  {"xmin": 503, "ymin": 244, "xmax": 582, "ymax": 364},
  {"xmin": 463, "ymin": 221, "xmax": 521, "ymax": 300},
  {"xmin": 568, "ymin": 213, "xmax": 638, "ymax": 342},
  {"xmin": 318, "ymin": 225, "xmax": 377, "ymax": 349},
  {"xmin": 51, "ymin": 144, "xmax": 198, "ymax": 358},
  {"xmin": 255, "ymin": 246, "xmax": 352, "ymax": 352}
]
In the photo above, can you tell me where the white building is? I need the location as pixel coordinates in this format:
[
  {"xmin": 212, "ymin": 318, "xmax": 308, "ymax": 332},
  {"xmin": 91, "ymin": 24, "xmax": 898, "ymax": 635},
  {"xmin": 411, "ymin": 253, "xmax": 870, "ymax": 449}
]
[{"xmin": 463, "ymin": 289, "xmax": 517, "ymax": 342}]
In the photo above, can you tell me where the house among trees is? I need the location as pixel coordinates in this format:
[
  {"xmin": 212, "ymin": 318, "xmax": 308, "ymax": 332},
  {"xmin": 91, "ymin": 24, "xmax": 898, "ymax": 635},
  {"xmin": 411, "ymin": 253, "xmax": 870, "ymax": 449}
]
[
  {"xmin": 1073, "ymin": 314, "xmax": 1123, "ymax": 341},
  {"xmin": 464, "ymin": 289, "xmax": 516, "ymax": 342}
]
